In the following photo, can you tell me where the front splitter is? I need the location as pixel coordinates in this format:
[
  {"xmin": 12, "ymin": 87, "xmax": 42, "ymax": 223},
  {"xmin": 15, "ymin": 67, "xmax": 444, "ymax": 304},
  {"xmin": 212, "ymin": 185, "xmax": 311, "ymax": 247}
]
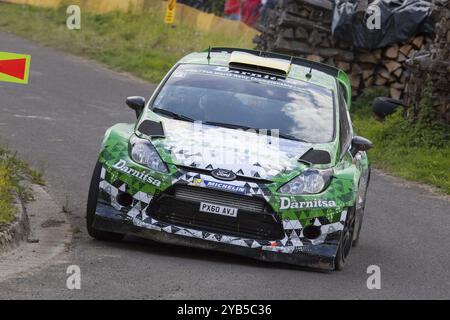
[{"xmin": 92, "ymin": 204, "xmax": 337, "ymax": 271}]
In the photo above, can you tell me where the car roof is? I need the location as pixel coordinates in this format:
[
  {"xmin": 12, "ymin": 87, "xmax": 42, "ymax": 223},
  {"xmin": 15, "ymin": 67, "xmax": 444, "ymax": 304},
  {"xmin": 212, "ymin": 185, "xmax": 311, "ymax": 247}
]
[{"xmin": 178, "ymin": 48, "xmax": 340, "ymax": 92}]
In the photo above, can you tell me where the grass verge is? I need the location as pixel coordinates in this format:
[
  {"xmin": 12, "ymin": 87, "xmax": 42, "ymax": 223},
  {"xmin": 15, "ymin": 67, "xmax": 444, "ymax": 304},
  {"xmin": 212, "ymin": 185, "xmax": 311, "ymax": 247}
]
[
  {"xmin": 352, "ymin": 88, "xmax": 450, "ymax": 195},
  {"xmin": 0, "ymin": 2, "xmax": 255, "ymax": 83},
  {"xmin": 0, "ymin": 145, "xmax": 44, "ymax": 225}
]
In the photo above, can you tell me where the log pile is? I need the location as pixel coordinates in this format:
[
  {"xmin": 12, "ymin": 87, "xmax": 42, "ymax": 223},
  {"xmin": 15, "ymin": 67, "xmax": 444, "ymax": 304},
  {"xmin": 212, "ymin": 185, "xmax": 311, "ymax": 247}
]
[
  {"xmin": 255, "ymin": 0, "xmax": 435, "ymax": 99},
  {"xmin": 404, "ymin": 1, "xmax": 450, "ymax": 123}
]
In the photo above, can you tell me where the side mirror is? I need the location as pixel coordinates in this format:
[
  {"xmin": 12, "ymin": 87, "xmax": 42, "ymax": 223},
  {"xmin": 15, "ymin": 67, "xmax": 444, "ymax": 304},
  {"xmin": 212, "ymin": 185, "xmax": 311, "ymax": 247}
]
[
  {"xmin": 126, "ymin": 96, "xmax": 146, "ymax": 118},
  {"xmin": 350, "ymin": 136, "xmax": 373, "ymax": 156}
]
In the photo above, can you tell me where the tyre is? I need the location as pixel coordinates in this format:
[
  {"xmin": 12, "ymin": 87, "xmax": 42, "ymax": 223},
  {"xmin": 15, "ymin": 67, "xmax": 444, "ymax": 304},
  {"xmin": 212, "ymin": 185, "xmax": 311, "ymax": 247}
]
[
  {"xmin": 352, "ymin": 170, "xmax": 371, "ymax": 247},
  {"xmin": 372, "ymin": 97, "xmax": 403, "ymax": 119},
  {"xmin": 352, "ymin": 207, "xmax": 365, "ymax": 248},
  {"xmin": 86, "ymin": 161, "xmax": 124, "ymax": 242},
  {"xmin": 334, "ymin": 206, "xmax": 356, "ymax": 271}
]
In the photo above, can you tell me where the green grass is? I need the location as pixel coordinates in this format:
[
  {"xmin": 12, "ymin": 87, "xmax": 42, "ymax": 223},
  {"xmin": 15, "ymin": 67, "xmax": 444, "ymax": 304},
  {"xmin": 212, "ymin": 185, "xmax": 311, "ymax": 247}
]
[
  {"xmin": 0, "ymin": 2, "xmax": 255, "ymax": 83},
  {"xmin": 352, "ymin": 88, "xmax": 450, "ymax": 195},
  {"xmin": 0, "ymin": 166, "xmax": 15, "ymax": 225},
  {"xmin": 0, "ymin": 145, "xmax": 44, "ymax": 225}
]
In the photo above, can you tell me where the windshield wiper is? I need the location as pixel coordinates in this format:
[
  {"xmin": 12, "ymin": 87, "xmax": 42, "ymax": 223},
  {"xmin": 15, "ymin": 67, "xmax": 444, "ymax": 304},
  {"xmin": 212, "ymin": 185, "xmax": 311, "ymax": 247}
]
[
  {"xmin": 277, "ymin": 132, "xmax": 308, "ymax": 143},
  {"xmin": 152, "ymin": 108, "xmax": 195, "ymax": 122},
  {"xmin": 203, "ymin": 121, "xmax": 254, "ymax": 131}
]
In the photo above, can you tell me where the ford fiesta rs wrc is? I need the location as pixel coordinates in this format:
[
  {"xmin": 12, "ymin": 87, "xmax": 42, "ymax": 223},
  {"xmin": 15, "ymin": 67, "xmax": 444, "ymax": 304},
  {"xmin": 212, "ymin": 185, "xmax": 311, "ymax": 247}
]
[{"xmin": 86, "ymin": 48, "xmax": 373, "ymax": 271}]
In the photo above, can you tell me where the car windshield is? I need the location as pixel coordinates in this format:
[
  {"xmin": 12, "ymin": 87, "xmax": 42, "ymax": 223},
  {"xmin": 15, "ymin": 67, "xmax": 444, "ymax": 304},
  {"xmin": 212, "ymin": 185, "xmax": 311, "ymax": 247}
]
[{"xmin": 152, "ymin": 64, "xmax": 335, "ymax": 143}]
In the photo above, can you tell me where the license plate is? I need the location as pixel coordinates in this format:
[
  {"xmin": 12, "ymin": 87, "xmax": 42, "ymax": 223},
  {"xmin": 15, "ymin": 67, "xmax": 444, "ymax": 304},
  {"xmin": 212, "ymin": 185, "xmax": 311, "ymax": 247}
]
[{"xmin": 199, "ymin": 202, "xmax": 238, "ymax": 218}]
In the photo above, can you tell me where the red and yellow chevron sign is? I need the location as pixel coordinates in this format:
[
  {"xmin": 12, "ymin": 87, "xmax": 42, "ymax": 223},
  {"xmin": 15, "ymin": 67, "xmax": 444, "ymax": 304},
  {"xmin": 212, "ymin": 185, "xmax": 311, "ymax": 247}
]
[{"xmin": 0, "ymin": 51, "xmax": 31, "ymax": 84}]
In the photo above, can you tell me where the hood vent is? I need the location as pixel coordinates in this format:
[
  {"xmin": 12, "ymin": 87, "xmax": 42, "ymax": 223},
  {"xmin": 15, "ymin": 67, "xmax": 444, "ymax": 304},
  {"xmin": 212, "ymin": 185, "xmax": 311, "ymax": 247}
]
[
  {"xmin": 299, "ymin": 149, "xmax": 331, "ymax": 165},
  {"xmin": 137, "ymin": 120, "xmax": 165, "ymax": 137}
]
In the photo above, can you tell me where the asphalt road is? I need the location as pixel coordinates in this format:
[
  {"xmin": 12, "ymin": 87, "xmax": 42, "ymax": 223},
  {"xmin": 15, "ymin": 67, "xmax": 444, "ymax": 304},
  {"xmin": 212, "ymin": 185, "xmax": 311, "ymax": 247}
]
[{"xmin": 0, "ymin": 32, "xmax": 449, "ymax": 299}]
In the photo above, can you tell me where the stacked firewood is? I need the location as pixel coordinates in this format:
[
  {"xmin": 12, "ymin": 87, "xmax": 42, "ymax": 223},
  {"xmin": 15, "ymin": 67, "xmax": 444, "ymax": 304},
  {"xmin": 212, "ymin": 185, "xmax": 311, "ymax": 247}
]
[
  {"xmin": 255, "ymin": 0, "xmax": 434, "ymax": 99},
  {"xmin": 404, "ymin": 2, "xmax": 450, "ymax": 123}
]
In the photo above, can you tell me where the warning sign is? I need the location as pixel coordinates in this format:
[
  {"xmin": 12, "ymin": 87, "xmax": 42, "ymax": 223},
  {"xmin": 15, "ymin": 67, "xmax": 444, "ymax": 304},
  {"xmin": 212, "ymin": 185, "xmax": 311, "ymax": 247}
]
[
  {"xmin": 164, "ymin": 0, "xmax": 177, "ymax": 24},
  {"xmin": 0, "ymin": 51, "xmax": 31, "ymax": 85}
]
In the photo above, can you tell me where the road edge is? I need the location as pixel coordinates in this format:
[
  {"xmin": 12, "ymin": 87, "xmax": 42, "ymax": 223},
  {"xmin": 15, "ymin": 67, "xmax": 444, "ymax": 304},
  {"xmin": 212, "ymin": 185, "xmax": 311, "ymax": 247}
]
[
  {"xmin": 0, "ymin": 193, "xmax": 30, "ymax": 254},
  {"xmin": 0, "ymin": 184, "xmax": 72, "ymax": 282},
  {"xmin": 372, "ymin": 168, "xmax": 450, "ymax": 202}
]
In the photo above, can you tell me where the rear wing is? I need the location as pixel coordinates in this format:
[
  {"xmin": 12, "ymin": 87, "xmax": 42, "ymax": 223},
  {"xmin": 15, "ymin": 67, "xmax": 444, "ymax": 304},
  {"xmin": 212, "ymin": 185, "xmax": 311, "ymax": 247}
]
[
  {"xmin": 229, "ymin": 51, "xmax": 291, "ymax": 78},
  {"xmin": 209, "ymin": 47, "xmax": 338, "ymax": 76}
]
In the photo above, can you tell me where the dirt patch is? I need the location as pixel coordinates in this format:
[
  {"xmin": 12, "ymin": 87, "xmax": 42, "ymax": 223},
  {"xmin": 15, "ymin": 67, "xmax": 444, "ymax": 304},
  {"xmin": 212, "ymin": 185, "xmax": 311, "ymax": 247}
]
[{"xmin": 41, "ymin": 219, "xmax": 65, "ymax": 228}]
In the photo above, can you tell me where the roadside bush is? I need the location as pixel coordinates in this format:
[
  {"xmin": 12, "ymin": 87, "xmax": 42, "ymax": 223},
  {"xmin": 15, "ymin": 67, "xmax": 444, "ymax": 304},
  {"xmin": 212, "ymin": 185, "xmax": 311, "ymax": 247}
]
[
  {"xmin": 0, "ymin": 166, "xmax": 16, "ymax": 224},
  {"xmin": 351, "ymin": 85, "xmax": 450, "ymax": 194},
  {"xmin": 0, "ymin": 145, "xmax": 45, "ymax": 224}
]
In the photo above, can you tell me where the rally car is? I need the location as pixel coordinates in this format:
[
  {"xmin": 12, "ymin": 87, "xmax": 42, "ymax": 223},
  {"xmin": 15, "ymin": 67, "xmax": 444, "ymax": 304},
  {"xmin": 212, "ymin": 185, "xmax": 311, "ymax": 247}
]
[{"xmin": 86, "ymin": 47, "xmax": 372, "ymax": 271}]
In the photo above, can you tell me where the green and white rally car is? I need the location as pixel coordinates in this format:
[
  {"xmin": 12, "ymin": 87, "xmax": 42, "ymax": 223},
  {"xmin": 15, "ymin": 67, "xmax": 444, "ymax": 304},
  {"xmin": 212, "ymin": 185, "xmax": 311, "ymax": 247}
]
[{"xmin": 87, "ymin": 48, "xmax": 372, "ymax": 271}]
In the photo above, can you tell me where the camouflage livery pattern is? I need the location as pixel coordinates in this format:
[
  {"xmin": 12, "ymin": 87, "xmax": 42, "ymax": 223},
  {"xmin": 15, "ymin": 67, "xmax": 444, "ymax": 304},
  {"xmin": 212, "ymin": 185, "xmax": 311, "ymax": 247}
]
[
  {"xmin": 92, "ymin": 49, "xmax": 370, "ymax": 268},
  {"xmin": 96, "ymin": 123, "xmax": 362, "ymax": 257},
  {"xmin": 150, "ymin": 118, "xmax": 312, "ymax": 180}
]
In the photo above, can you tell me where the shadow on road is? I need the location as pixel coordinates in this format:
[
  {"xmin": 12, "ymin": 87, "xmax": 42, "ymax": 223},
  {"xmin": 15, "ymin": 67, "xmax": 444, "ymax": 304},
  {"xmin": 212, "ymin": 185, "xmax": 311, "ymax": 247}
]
[{"xmin": 87, "ymin": 235, "xmax": 332, "ymax": 274}]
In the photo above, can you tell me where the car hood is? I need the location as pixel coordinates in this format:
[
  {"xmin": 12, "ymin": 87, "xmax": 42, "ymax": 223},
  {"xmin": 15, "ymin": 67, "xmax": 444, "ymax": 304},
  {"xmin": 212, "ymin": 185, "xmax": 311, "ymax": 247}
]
[{"xmin": 141, "ymin": 119, "xmax": 312, "ymax": 181}]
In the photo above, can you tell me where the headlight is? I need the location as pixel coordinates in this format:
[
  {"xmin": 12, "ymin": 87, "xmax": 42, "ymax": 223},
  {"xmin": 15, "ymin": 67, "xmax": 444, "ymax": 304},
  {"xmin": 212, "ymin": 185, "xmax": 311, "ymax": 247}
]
[
  {"xmin": 130, "ymin": 138, "xmax": 168, "ymax": 173},
  {"xmin": 278, "ymin": 169, "xmax": 332, "ymax": 194}
]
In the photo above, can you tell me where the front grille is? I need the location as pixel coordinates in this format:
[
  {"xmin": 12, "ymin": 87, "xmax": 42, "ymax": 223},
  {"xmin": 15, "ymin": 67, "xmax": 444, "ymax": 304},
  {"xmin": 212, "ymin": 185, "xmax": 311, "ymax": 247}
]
[
  {"xmin": 148, "ymin": 186, "xmax": 284, "ymax": 241},
  {"xmin": 175, "ymin": 186, "xmax": 265, "ymax": 212},
  {"xmin": 175, "ymin": 166, "xmax": 272, "ymax": 184}
]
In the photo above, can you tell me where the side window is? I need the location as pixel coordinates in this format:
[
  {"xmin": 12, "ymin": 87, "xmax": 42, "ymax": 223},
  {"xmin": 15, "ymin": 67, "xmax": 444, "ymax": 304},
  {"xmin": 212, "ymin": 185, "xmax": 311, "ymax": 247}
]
[{"xmin": 339, "ymin": 89, "xmax": 352, "ymax": 157}]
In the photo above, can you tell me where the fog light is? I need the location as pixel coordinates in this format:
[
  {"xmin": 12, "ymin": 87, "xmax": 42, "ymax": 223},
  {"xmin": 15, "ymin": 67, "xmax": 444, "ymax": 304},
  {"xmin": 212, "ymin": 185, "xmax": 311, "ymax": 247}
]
[
  {"xmin": 116, "ymin": 192, "xmax": 133, "ymax": 207},
  {"xmin": 302, "ymin": 225, "xmax": 321, "ymax": 240}
]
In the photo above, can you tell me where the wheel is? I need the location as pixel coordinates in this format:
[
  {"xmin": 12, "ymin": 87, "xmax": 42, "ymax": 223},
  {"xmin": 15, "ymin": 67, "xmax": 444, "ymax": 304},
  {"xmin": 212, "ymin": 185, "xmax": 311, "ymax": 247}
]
[
  {"xmin": 352, "ymin": 169, "xmax": 371, "ymax": 247},
  {"xmin": 334, "ymin": 206, "xmax": 356, "ymax": 271},
  {"xmin": 86, "ymin": 161, "xmax": 124, "ymax": 241},
  {"xmin": 352, "ymin": 193, "xmax": 367, "ymax": 247},
  {"xmin": 372, "ymin": 97, "xmax": 403, "ymax": 119},
  {"xmin": 352, "ymin": 207, "xmax": 365, "ymax": 247}
]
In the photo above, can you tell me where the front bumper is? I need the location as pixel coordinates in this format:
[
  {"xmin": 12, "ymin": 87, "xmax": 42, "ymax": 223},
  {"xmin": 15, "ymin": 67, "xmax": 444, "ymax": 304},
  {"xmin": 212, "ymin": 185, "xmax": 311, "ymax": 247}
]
[
  {"xmin": 93, "ymin": 202, "xmax": 344, "ymax": 271},
  {"xmin": 96, "ymin": 159, "xmax": 352, "ymax": 271}
]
